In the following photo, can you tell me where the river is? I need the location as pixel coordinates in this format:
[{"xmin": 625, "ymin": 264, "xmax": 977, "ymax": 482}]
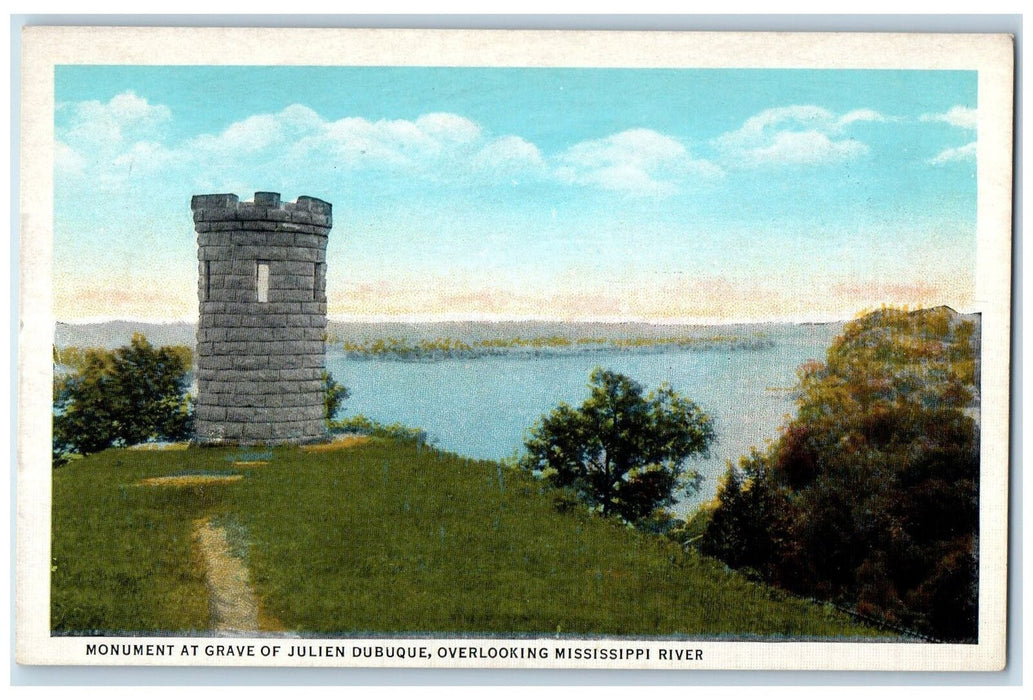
[{"xmin": 325, "ymin": 322, "xmax": 840, "ymax": 512}]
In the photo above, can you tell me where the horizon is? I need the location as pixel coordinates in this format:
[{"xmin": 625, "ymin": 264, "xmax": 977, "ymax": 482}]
[
  {"xmin": 55, "ymin": 303, "xmax": 976, "ymax": 329},
  {"xmin": 55, "ymin": 66, "xmax": 978, "ymax": 323}
]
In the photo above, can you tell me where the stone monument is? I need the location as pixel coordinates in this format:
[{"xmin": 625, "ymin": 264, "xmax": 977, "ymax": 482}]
[{"xmin": 191, "ymin": 191, "xmax": 332, "ymax": 444}]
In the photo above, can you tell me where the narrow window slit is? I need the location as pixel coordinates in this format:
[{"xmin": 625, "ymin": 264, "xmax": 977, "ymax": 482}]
[{"xmin": 256, "ymin": 262, "xmax": 269, "ymax": 303}]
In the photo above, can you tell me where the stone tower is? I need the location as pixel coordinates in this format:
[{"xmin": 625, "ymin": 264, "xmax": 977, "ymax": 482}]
[{"xmin": 191, "ymin": 192, "xmax": 332, "ymax": 444}]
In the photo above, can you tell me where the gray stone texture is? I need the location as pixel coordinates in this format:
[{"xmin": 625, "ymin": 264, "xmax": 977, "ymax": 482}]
[{"xmin": 192, "ymin": 192, "xmax": 333, "ymax": 445}]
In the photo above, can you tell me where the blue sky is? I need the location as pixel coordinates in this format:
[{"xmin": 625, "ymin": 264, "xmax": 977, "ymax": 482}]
[{"xmin": 53, "ymin": 66, "xmax": 977, "ymax": 322}]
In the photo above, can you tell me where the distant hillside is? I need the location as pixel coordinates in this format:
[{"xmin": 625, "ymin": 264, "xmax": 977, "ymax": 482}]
[{"xmin": 54, "ymin": 321, "xmax": 196, "ymax": 349}]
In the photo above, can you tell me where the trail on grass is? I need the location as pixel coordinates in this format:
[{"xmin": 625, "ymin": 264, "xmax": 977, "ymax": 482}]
[{"xmin": 194, "ymin": 518, "xmax": 262, "ymax": 633}]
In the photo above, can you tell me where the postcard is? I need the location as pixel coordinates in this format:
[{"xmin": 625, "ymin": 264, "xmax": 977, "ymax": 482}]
[{"xmin": 16, "ymin": 27, "xmax": 1014, "ymax": 671}]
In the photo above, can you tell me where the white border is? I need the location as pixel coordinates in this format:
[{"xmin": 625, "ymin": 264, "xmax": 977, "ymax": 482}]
[{"xmin": 16, "ymin": 27, "xmax": 1015, "ymax": 671}]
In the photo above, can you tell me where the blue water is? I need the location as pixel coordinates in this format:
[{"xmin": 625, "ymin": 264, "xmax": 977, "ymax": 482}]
[{"xmin": 325, "ymin": 324, "xmax": 838, "ymax": 512}]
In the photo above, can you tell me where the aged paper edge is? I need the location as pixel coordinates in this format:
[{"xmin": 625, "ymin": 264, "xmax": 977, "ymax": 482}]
[{"xmin": 16, "ymin": 26, "xmax": 1015, "ymax": 671}]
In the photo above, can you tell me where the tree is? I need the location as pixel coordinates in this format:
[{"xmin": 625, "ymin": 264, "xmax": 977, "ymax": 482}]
[
  {"xmin": 520, "ymin": 368, "xmax": 715, "ymax": 523},
  {"xmin": 53, "ymin": 334, "xmax": 193, "ymax": 457},
  {"xmin": 699, "ymin": 452, "xmax": 791, "ymax": 580}
]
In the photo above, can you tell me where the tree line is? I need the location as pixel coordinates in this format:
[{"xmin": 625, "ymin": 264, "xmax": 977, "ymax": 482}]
[{"xmin": 697, "ymin": 307, "xmax": 979, "ymax": 642}]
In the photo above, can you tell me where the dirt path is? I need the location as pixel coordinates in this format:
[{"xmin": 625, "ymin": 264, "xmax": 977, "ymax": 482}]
[{"xmin": 194, "ymin": 518, "xmax": 261, "ymax": 633}]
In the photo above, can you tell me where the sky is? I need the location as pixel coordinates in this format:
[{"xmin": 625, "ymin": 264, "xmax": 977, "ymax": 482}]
[{"xmin": 53, "ymin": 66, "xmax": 978, "ymax": 323}]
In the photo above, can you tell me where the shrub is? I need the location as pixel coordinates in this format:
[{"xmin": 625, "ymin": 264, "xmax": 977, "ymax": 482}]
[{"xmin": 322, "ymin": 370, "xmax": 350, "ymax": 423}]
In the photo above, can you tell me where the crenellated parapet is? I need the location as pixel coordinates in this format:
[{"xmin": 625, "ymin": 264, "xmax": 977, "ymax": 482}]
[
  {"xmin": 192, "ymin": 192, "xmax": 333, "ymax": 446},
  {"xmin": 191, "ymin": 192, "xmax": 332, "ymax": 232}
]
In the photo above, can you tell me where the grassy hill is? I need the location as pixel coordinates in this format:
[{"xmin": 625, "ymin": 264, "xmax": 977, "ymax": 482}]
[{"xmin": 52, "ymin": 438, "xmax": 888, "ymax": 639}]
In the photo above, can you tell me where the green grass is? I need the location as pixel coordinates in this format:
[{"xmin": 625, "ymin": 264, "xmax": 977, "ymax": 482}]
[
  {"xmin": 51, "ymin": 448, "xmax": 230, "ymax": 633},
  {"xmin": 52, "ymin": 440, "xmax": 887, "ymax": 639}
]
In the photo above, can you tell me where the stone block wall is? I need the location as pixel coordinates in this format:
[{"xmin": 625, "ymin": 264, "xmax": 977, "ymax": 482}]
[{"xmin": 192, "ymin": 192, "xmax": 332, "ymax": 444}]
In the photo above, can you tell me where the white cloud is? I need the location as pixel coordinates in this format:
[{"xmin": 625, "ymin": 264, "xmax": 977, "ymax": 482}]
[
  {"xmin": 193, "ymin": 114, "xmax": 285, "ymax": 154},
  {"xmin": 308, "ymin": 117, "xmax": 424, "ymax": 167},
  {"xmin": 289, "ymin": 111, "xmax": 487, "ymax": 171},
  {"xmin": 556, "ymin": 128, "xmax": 721, "ymax": 197},
  {"xmin": 919, "ymin": 106, "xmax": 977, "ymax": 167},
  {"xmin": 58, "ymin": 90, "xmax": 171, "ymax": 150},
  {"xmin": 167, "ymin": 105, "xmax": 327, "ymax": 181},
  {"xmin": 929, "ymin": 141, "xmax": 977, "ymax": 165},
  {"xmin": 838, "ymin": 109, "xmax": 887, "ymax": 127},
  {"xmin": 57, "ymin": 99, "xmax": 546, "ymax": 193},
  {"xmin": 921, "ymin": 106, "xmax": 977, "ymax": 130},
  {"xmin": 563, "ymin": 128, "xmax": 686, "ymax": 169},
  {"xmin": 56, "ymin": 91, "xmax": 178, "ymax": 191},
  {"xmin": 731, "ymin": 105, "xmax": 835, "ymax": 139},
  {"xmin": 57, "ymin": 96, "xmax": 719, "ymax": 199},
  {"xmin": 473, "ymin": 136, "xmax": 545, "ymax": 172},
  {"xmin": 278, "ymin": 103, "xmax": 325, "ymax": 131},
  {"xmin": 584, "ymin": 164, "xmax": 679, "ymax": 197},
  {"xmin": 739, "ymin": 130, "xmax": 868, "ymax": 167},
  {"xmin": 415, "ymin": 112, "xmax": 482, "ymax": 143},
  {"xmin": 715, "ymin": 105, "xmax": 884, "ymax": 168}
]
